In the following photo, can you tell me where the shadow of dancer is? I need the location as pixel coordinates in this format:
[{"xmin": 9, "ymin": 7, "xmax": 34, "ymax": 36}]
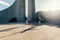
[
  {"xmin": 1, "ymin": 25, "xmax": 40, "ymax": 38},
  {"xmin": 20, "ymin": 24, "xmax": 39, "ymax": 33},
  {"xmin": 0, "ymin": 27, "xmax": 20, "ymax": 32}
]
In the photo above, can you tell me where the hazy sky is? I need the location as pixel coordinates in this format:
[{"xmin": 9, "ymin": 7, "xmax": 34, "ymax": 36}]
[
  {"xmin": 0, "ymin": 0, "xmax": 60, "ymax": 12},
  {"xmin": 35, "ymin": 0, "xmax": 60, "ymax": 12}
]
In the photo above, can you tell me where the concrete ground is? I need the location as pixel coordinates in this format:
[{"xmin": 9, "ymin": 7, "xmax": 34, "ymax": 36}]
[{"xmin": 0, "ymin": 23, "xmax": 60, "ymax": 40}]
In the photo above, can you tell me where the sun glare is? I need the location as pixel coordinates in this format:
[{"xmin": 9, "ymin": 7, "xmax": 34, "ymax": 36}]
[
  {"xmin": 44, "ymin": 0, "xmax": 60, "ymax": 11},
  {"xmin": 36, "ymin": 0, "xmax": 60, "ymax": 12}
]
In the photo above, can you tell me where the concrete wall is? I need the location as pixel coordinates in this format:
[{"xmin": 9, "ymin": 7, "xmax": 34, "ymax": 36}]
[
  {"xmin": 0, "ymin": 2, "xmax": 16, "ymax": 23},
  {"xmin": 28, "ymin": 0, "xmax": 36, "ymax": 21},
  {"xmin": 15, "ymin": 0, "xmax": 25, "ymax": 22},
  {"xmin": 0, "ymin": 0, "xmax": 25, "ymax": 24}
]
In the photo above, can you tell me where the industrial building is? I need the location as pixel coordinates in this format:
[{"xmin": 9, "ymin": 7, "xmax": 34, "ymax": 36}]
[
  {"xmin": 0, "ymin": 0, "xmax": 35, "ymax": 23},
  {"xmin": 0, "ymin": 0, "xmax": 60, "ymax": 24}
]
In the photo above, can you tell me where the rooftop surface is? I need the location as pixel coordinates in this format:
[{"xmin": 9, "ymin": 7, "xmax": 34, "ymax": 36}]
[{"xmin": 0, "ymin": 23, "xmax": 60, "ymax": 40}]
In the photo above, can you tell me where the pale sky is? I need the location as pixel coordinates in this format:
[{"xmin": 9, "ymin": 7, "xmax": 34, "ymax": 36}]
[
  {"xmin": 0, "ymin": 0, "xmax": 60, "ymax": 12},
  {"xmin": 35, "ymin": 0, "xmax": 60, "ymax": 12}
]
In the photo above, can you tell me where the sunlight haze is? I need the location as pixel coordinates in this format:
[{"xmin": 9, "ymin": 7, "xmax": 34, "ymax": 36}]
[{"xmin": 35, "ymin": 0, "xmax": 60, "ymax": 12}]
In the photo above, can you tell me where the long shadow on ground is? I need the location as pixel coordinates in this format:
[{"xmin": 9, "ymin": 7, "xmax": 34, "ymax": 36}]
[
  {"xmin": 1, "ymin": 23, "xmax": 60, "ymax": 38},
  {"xmin": 20, "ymin": 25, "xmax": 39, "ymax": 33},
  {"xmin": 0, "ymin": 27, "xmax": 20, "ymax": 32},
  {"xmin": 0, "ymin": 24, "xmax": 39, "ymax": 38}
]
